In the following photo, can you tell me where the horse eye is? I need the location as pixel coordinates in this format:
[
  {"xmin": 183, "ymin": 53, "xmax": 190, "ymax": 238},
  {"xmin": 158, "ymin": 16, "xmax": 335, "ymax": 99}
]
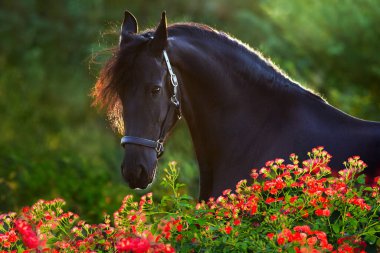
[{"xmin": 151, "ymin": 86, "xmax": 161, "ymax": 96}]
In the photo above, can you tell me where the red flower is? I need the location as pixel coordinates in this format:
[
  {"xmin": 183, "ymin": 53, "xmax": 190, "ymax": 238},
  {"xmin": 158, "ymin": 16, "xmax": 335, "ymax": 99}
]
[
  {"xmin": 176, "ymin": 224, "xmax": 183, "ymax": 232},
  {"xmin": 7, "ymin": 230, "xmax": 18, "ymax": 243},
  {"xmin": 374, "ymin": 176, "xmax": 380, "ymax": 186},
  {"xmin": 267, "ymin": 233, "xmax": 275, "ymax": 240},
  {"xmin": 44, "ymin": 213, "xmax": 52, "ymax": 221},
  {"xmin": 3, "ymin": 241, "xmax": 11, "ymax": 248},
  {"xmin": 277, "ymin": 237, "xmax": 286, "ymax": 245},
  {"xmin": 301, "ymin": 210, "xmax": 309, "ymax": 218},
  {"xmin": 252, "ymin": 184, "xmax": 261, "ymax": 191},
  {"xmin": 315, "ymin": 208, "xmax": 331, "ymax": 217},
  {"xmin": 270, "ymin": 188, "xmax": 278, "ymax": 195},
  {"xmin": 265, "ymin": 161, "xmax": 274, "ymax": 167},
  {"xmin": 307, "ymin": 236, "xmax": 317, "ymax": 246},
  {"xmin": 176, "ymin": 234, "xmax": 183, "ymax": 241},
  {"xmin": 22, "ymin": 207, "xmax": 30, "ymax": 214},
  {"xmin": 289, "ymin": 196, "xmax": 298, "ymax": 204},
  {"xmin": 348, "ymin": 197, "xmax": 371, "ymax": 210},
  {"xmin": 250, "ymin": 169, "xmax": 259, "ymax": 179},
  {"xmin": 265, "ymin": 197, "xmax": 276, "ymax": 204},
  {"xmin": 225, "ymin": 226, "xmax": 232, "ymax": 235},
  {"xmin": 294, "ymin": 225, "xmax": 311, "ymax": 235},
  {"xmin": 14, "ymin": 219, "xmax": 39, "ymax": 249},
  {"xmin": 222, "ymin": 189, "xmax": 231, "ymax": 195},
  {"xmin": 116, "ymin": 237, "xmax": 150, "ymax": 253},
  {"xmin": 233, "ymin": 219, "xmax": 241, "ymax": 226}
]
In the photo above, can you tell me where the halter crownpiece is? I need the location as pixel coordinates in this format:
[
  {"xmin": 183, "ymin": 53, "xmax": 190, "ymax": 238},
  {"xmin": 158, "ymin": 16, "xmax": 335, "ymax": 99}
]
[{"xmin": 120, "ymin": 50, "xmax": 181, "ymax": 157}]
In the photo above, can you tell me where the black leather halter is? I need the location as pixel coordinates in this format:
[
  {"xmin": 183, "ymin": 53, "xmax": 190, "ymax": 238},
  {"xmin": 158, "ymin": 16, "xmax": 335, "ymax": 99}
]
[
  {"xmin": 120, "ymin": 50, "xmax": 181, "ymax": 157},
  {"xmin": 121, "ymin": 136, "xmax": 164, "ymax": 156}
]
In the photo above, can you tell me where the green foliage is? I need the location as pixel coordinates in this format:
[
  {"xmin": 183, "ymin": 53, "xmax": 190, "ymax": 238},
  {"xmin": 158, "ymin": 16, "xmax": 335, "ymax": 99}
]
[{"xmin": 0, "ymin": 0, "xmax": 379, "ymax": 224}]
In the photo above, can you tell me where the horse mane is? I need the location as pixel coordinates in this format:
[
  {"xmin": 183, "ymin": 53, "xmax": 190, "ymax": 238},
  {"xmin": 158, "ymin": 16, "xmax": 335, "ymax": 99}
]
[
  {"xmin": 93, "ymin": 23, "xmax": 325, "ymax": 133},
  {"xmin": 168, "ymin": 23, "xmax": 325, "ymax": 102}
]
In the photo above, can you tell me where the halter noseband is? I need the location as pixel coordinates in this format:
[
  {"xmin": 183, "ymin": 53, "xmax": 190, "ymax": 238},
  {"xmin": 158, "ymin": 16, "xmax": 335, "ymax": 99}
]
[{"xmin": 120, "ymin": 50, "xmax": 181, "ymax": 157}]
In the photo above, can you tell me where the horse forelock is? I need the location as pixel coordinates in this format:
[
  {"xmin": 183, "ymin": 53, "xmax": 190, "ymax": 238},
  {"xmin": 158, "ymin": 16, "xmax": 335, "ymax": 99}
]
[{"xmin": 92, "ymin": 34, "xmax": 151, "ymax": 133}]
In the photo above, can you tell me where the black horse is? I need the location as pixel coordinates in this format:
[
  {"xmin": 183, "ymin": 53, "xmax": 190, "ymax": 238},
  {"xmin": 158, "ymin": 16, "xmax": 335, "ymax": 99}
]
[{"xmin": 94, "ymin": 11, "xmax": 380, "ymax": 200}]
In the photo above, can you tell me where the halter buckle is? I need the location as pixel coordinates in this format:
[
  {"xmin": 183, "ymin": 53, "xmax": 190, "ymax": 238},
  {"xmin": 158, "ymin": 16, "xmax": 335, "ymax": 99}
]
[
  {"xmin": 171, "ymin": 96, "xmax": 180, "ymax": 107},
  {"xmin": 170, "ymin": 74, "xmax": 178, "ymax": 87},
  {"xmin": 155, "ymin": 140, "xmax": 164, "ymax": 154}
]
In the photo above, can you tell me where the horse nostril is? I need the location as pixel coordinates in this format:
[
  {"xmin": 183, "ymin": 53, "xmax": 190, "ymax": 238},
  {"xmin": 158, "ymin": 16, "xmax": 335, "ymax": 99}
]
[
  {"xmin": 120, "ymin": 164, "xmax": 145, "ymax": 179},
  {"xmin": 137, "ymin": 165, "xmax": 149, "ymax": 181},
  {"xmin": 120, "ymin": 163, "xmax": 150, "ymax": 189},
  {"xmin": 135, "ymin": 165, "xmax": 143, "ymax": 179}
]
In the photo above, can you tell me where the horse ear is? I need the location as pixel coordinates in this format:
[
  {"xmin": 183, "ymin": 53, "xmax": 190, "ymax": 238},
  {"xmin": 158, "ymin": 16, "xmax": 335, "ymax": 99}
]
[
  {"xmin": 151, "ymin": 11, "xmax": 168, "ymax": 52},
  {"xmin": 120, "ymin": 11, "xmax": 138, "ymax": 47}
]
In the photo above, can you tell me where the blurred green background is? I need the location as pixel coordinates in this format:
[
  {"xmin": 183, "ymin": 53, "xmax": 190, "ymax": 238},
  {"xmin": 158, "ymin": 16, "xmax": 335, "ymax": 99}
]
[{"xmin": 1, "ymin": 0, "xmax": 379, "ymax": 223}]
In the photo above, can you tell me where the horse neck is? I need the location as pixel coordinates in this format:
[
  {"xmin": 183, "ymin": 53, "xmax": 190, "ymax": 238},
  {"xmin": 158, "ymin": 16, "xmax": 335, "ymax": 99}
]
[
  {"xmin": 173, "ymin": 36, "xmax": 295, "ymax": 127},
  {"xmin": 168, "ymin": 36, "xmax": 299, "ymax": 194},
  {"xmin": 167, "ymin": 29, "xmax": 378, "ymax": 199}
]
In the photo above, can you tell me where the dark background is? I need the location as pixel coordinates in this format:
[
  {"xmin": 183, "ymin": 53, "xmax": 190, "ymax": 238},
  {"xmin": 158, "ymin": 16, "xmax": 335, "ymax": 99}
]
[{"xmin": 1, "ymin": 0, "xmax": 379, "ymax": 222}]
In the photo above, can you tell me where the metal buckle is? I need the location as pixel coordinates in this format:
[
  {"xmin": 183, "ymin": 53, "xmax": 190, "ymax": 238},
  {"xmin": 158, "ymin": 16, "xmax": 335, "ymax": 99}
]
[
  {"xmin": 171, "ymin": 74, "xmax": 178, "ymax": 86},
  {"xmin": 155, "ymin": 140, "xmax": 164, "ymax": 154},
  {"xmin": 171, "ymin": 96, "xmax": 180, "ymax": 107}
]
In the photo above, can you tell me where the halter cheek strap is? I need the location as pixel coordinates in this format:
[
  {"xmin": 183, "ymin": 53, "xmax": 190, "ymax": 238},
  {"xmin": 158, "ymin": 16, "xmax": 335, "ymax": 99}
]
[
  {"xmin": 120, "ymin": 50, "xmax": 180, "ymax": 157},
  {"xmin": 163, "ymin": 50, "xmax": 180, "ymax": 109}
]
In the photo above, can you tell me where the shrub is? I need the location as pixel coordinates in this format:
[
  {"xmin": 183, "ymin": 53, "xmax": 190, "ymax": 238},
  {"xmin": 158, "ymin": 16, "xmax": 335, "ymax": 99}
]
[{"xmin": 1, "ymin": 148, "xmax": 379, "ymax": 252}]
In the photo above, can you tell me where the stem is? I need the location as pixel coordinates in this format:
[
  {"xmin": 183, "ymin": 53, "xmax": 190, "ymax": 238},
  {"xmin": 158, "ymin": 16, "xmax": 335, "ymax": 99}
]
[
  {"xmin": 366, "ymin": 203, "xmax": 380, "ymax": 229},
  {"xmin": 326, "ymin": 217, "xmax": 334, "ymax": 235},
  {"xmin": 340, "ymin": 203, "xmax": 348, "ymax": 235},
  {"xmin": 358, "ymin": 229, "xmax": 380, "ymax": 237},
  {"xmin": 361, "ymin": 221, "xmax": 380, "ymax": 231}
]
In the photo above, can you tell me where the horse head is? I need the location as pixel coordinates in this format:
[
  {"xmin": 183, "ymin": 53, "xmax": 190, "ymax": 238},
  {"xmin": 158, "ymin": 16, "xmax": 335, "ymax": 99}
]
[{"xmin": 101, "ymin": 11, "xmax": 180, "ymax": 189}]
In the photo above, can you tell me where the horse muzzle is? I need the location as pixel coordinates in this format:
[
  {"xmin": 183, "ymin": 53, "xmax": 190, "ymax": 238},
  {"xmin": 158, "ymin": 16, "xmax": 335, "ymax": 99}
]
[
  {"xmin": 121, "ymin": 148, "xmax": 157, "ymax": 189},
  {"xmin": 121, "ymin": 164, "xmax": 157, "ymax": 189}
]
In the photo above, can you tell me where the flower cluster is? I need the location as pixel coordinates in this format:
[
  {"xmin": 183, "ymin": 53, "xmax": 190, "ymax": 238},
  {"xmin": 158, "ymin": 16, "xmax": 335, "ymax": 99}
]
[
  {"xmin": 0, "ymin": 148, "xmax": 379, "ymax": 252},
  {"xmin": 271, "ymin": 226, "xmax": 333, "ymax": 251},
  {"xmin": 0, "ymin": 198, "xmax": 174, "ymax": 252}
]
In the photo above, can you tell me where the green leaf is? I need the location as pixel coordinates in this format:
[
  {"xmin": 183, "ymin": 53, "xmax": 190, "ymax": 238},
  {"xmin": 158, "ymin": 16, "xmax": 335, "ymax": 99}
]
[
  {"xmin": 176, "ymin": 183, "xmax": 186, "ymax": 188},
  {"xmin": 364, "ymin": 234, "xmax": 377, "ymax": 245},
  {"xmin": 332, "ymin": 223, "xmax": 341, "ymax": 234},
  {"xmin": 179, "ymin": 202, "xmax": 194, "ymax": 209},
  {"xmin": 180, "ymin": 195, "xmax": 194, "ymax": 201},
  {"xmin": 348, "ymin": 218, "xmax": 358, "ymax": 228},
  {"xmin": 160, "ymin": 196, "xmax": 172, "ymax": 206},
  {"xmin": 47, "ymin": 237, "xmax": 59, "ymax": 245},
  {"xmin": 17, "ymin": 246, "xmax": 25, "ymax": 253},
  {"xmin": 357, "ymin": 174, "xmax": 366, "ymax": 184}
]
